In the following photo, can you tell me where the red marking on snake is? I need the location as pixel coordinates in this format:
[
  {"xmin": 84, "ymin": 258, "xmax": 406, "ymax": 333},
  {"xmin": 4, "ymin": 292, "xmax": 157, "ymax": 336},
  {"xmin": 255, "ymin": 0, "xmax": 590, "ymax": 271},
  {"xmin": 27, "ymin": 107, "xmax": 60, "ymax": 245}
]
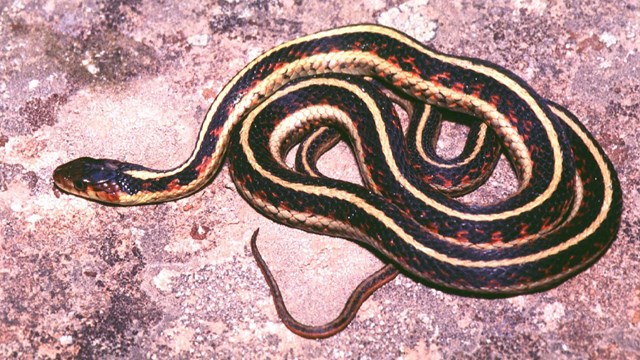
[
  {"xmin": 562, "ymin": 255, "xmax": 576, "ymax": 272},
  {"xmin": 196, "ymin": 156, "xmax": 213, "ymax": 174},
  {"xmin": 489, "ymin": 95, "xmax": 501, "ymax": 107},
  {"xmin": 96, "ymin": 182, "xmax": 123, "ymax": 203},
  {"xmin": 490, "ymin": 231, "xmax": 504, "ymax": 244},
  {"xmin": 436, "ymin": 173, "xmax": 453, "ymax": 188},
  {"xmin": 402, "ymin": 56, "xmax": 421, "ymax": 75},
  {"xmin": 459, "ymin": 174, "xmax": 472, "ymax": 186},
  {"xmin": 106, "ymin": 194, "xmax": 120, "ymax": 202},
  {"xmin": 451, "ymin": 82, "xmax": 465, "ymax": 93},
  {"xmin": 425, "ymin": 222, "xmax": 439, "ymax": 233},
  {"xmin": 470, "ymin": 83, "xmax": 484, "ymax": 97},
  {"xmin": 272, "ymin": 61, "xmax": 287, "ymax": 72},
  {"xmin": 167, "ymin": 178, "xmax": 181, "ymax": 191},
  {"xmin": 387, "ymin": 55, "xmax": 400, "ymax": 65},
  {"xmin": 209, "ymin": 126, "xmax": 223, "ymax": 138},
  {"xmin": 540, "ymin": 218, "xmax": 554, "ymax": 232},
  {"xmin": 508, "ymin": 109, "xmax": 519, "ymax": 125},
  {"xmin": 456, "ymin": 230, "xmax": 470, "ymax": 243},
  {"xmin": 429, "ymin": 72, "xmax": 451, "ymax": 87},
  {"xmin": 253, "ymin": 189, "xmax": 268, "ymax": 201}
]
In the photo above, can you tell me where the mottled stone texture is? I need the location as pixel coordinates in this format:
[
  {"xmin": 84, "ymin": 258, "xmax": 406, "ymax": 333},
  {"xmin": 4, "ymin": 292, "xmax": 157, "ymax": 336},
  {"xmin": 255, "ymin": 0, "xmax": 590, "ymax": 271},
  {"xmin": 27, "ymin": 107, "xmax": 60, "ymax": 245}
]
[{"xmin": 1, "ymin": 0, "xmax": 638, "ymax": 358}]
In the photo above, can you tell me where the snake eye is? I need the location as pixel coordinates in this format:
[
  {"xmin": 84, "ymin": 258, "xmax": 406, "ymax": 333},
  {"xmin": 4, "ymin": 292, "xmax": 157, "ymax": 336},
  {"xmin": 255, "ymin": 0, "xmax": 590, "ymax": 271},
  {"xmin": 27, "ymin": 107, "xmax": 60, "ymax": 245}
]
[{"xmin": 74, "ymin": 180, "xmax": 87, "ymax": 191}]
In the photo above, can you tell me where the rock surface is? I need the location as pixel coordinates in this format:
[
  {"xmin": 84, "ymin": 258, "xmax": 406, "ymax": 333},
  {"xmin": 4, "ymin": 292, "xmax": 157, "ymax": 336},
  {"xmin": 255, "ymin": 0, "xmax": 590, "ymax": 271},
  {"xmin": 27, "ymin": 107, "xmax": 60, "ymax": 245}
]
[{"xmin": 1, "ymin": 0, "xmax": 638, "ymax": 358}]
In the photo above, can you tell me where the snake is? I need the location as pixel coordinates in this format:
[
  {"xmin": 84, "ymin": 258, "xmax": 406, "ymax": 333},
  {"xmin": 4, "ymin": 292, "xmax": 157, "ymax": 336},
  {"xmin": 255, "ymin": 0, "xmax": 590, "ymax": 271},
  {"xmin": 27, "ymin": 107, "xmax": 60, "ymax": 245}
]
[{"xmin": 52, "ymin": 24, "xmax": 622, "ymax": 339}]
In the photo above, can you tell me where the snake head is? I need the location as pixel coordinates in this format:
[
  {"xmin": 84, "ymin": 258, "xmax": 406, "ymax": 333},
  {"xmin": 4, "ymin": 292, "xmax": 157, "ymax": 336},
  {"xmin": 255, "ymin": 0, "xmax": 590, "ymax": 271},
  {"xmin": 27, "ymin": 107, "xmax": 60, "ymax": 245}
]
[{"xmin": 53, "ymin": 157, "xmax": 126, "ymax": 204}]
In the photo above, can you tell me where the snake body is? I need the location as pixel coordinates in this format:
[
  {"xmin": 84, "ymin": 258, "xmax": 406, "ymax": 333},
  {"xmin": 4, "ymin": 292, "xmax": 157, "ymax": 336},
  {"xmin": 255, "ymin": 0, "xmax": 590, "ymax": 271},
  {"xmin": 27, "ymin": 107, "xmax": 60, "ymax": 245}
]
[{"xmin": 53, "ymin": 24, "xmax": 622, "ymax": 338}]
